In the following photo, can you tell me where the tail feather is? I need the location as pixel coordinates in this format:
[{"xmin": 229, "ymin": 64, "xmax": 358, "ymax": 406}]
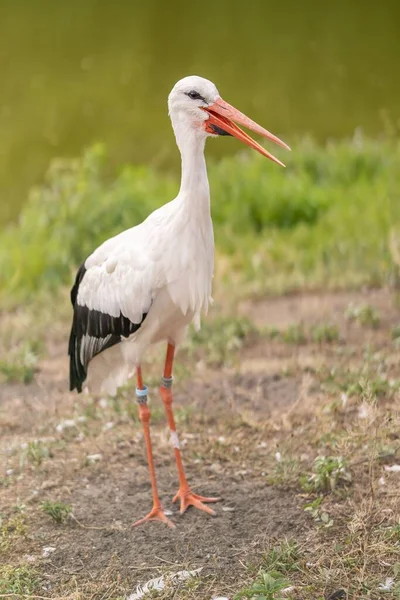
[
  {"xmin": 68, "ymin": 328, "xmax": 86, "ymax": 393},
  {"xmin": 86, "ymin": 343, "xmax": 133, "ymax": 396}
]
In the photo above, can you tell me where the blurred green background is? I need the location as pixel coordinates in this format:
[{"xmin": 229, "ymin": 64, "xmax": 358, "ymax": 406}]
[{"xmin": 1, "ymin": 0, "xmax": 399, "ymax": 225}]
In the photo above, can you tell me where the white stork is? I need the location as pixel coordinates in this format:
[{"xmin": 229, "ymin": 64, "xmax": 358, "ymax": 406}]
[{"xmin": 68, "ymin": 75, "xmax": 290, "ymax": 528}]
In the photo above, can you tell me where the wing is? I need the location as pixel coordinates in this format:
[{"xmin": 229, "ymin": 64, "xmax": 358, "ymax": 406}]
[{"xmin": 68, "ymin": 234, "xmax": 154, "ymax": 393}]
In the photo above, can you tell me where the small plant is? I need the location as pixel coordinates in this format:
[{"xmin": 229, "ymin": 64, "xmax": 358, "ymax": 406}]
[
  {"xmin": 267, "ymin": 456, "xmax": 302, "ymax": 487},
  {"xmin": 264, "ymin": 326, "xmax": 280, "ymax": 340},
  {"xmin": 345, "ymin": 303, "xmax": 380, "ymax": 328},
  {"xmin": 360, "ymin": 374, "xmax": 400, "ymax": 403},
  {"xmin": 0, "ymin": 514, "xmax": 27, "ymax": 551},
  {"xmin": 40, "ymin": 500, "xmax": 72, "ymax": 523},
  {"xmin": 320, "ymin": 367, "xmax": 397, "ymax": 400},
  {"xmin": 380, "ymin": 523, "xmax": 400, "ymax": 542},
  {"xmin": 186, "ymin": 316, "xmax": 257, "ymax": 366},
  {"xmin": 301, "ymin": 456, "xmax": 352, "ymax": 493},
  {"xmin": 0, "ymin": 340, "xmax": 40, "ymax": 384},
  {"xmin": 281, "ymin": 324, "xmax": 307, "ymax": 345},
  {"xmin": 234, "ymin": 570, "xmax": 292, "ymax": 600},
  {"xmin": 304, "ymin": 496, "xmax": 334, "ymax": 528},
  {"xmin": 311, "ymin": 323, "xmax": 340, "ymax": 343},
  {"xmin": 20, "ymin": 440, "xmax": 51, "ymax": 468},
  {"xmin": 392, "ymin": 325, "xmax": 400, "ymax": 347},
  {"xmin": 262, "ymin": 541, "xmax": 301, "ymax": 574},
  {"xmin": 0, "ymin": 566, "xmax": 39, "ymax": 596}
]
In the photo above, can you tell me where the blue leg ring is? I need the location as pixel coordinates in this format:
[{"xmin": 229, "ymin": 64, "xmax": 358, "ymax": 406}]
[{"xmin": 136, "ymin": 385, "xmax": 148, "ymax": 404}]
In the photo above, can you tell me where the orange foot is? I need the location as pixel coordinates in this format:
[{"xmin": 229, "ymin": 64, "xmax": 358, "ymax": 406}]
[
  {"xmin": 173, "ymin": 487, "xmax": 221, "ymax": 516},
  {"xmin": 132, "ymin": 504, "xmax": 175, "ymax": 528}
]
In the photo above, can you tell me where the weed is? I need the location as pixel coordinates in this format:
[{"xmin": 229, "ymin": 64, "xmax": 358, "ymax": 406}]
[
  {"xmin": 234, "ymin": 570, "xmax": 292, "ymax": 600},
  {"xmin": 0, "ymin": 341, "xmax": 40, "ymax": 384},
  {"xmin": 264, "ymin": 326, "xmax": 280, "ymax": 340},
  {"xmin": 320, "ymin": 367, "xmax": 398, "ymax": 400},
  {"xmin": 389, "ymin": 228, "xmax": 400, "ymax": 289},
  {"xmin": 301, "ymin": 456, "xmax": 352, "ymax": 493},
  {"xmin": 281, "ymin": 324, "xmax": 307, "ymax": 345},
  {"xmin": 380, "ymin": 524, "xmax": 400, "ymax": 542},
  {"xmin": 304, "ymin": 496, "xmax": 334, "ymax": 528},
  {"xmin": 267, "ymin": 456, "xmax": 302, "ymax": 486},
  {"xmin": 264, "ymin": 322, "xmax": 339, "ymax": 345},
  {"xmin": 40, "ymin": 500, "xmax": 72, "ymax": 523},
  {"xmin": 0, "ymin": 514, "xmax": 27, "ymax": 551},
  {"xmin": 185, "ymin": 316, "xmax": 257, "ymax": 366},
  {"xmin": 20, "ymin": 440, "xmax": 51, "ymax": 468},
  {"xmin": 357, "ymin": 374, "xmax": 400, "ymax": 403},
  {"xmin": 345, "ymin": 303, "xmax": 381, "ymax": 328},
  {"xmin": 262, "ymin": 541, "xmax": 301, "ymax": 574},
  {"xmin": 311, "ymin": 323, "xmax": 340, "ymax": 343},
  {"xmin": 0, "ymin": 565, "xmax": 39, "ymax": 596},
  {"xmin": 392, "ymin": 324, "xmax": 400, "ymax": 347}
]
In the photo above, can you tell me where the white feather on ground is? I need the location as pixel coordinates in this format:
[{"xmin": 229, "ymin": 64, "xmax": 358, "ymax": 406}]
[{"xmin": 127, "ymin": 568, "xmax": 203, "ymax": 600}]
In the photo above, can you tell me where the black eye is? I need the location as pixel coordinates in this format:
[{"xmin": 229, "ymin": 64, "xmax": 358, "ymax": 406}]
[{"xmin": 186, "ymin": 90, "xmax": 206, "ymax": 102}]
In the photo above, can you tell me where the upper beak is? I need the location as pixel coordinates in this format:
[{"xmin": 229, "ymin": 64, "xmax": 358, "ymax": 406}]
[{"xmin": 203, "ymin": 97, "xmax": 290, "ymax": 167}]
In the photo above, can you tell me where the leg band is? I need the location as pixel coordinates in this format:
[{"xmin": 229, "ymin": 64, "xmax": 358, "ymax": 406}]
[
  {"xmin": 161, "ymin": 376, "xmax": 173, "ymax": 389},
  {"xmin": 136, "ymin": 385, "xmax": 148, "ymax": 404}
]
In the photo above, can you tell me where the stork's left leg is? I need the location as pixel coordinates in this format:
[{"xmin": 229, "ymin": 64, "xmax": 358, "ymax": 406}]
[{"xmin": 160, "ymin": 343, "xmax": 221, "ymax": 516}]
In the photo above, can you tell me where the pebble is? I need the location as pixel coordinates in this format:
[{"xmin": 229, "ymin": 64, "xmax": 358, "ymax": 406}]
[
  {"xmin": 384, "ymin": 464, "xmax": 400, "ymax": 472},
  {"xmin": 87, "ymin": 453, "xmax": 103, "ymax": 463},
  {"xmin": 42, "ymin": 546, "xmax": 56, "ymax": 558}
]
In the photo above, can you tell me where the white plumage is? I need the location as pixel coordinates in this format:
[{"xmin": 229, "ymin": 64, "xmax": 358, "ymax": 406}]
[
  {"xmin": 68, "ymin": 75, "xmax": 289, "ymax": 527},
  {"xmin": 81, "ymin": 196, "xmax": 214, "ymax": 394},
  {"xmin": 68, "ymin": 75, "xmax": 288, "ymax": 396}
]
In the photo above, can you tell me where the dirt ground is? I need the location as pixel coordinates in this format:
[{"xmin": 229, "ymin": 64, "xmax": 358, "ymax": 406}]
[{"xmin": 1, "ymin": 289, "xmax": 399, "ymax": 599}]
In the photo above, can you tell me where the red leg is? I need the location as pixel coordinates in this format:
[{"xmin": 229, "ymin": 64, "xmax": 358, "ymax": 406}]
[
  {"xmin": 160, "ymin": 344, "xmax": 221, "ymax": 516},
  {"xmin": 132, "ymin": 366, "xmax": 175, "ymax": 528}
]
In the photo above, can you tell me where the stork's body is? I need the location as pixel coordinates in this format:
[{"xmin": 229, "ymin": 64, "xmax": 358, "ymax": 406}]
[{"xmin": 68, "ymin": 76, "xmax": 289, "ymax": 527}]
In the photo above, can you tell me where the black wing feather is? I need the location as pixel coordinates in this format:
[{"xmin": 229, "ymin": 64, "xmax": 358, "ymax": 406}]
[{"xmin": 68, "ymin": 262, "xmax": 147, "ymax": 393}]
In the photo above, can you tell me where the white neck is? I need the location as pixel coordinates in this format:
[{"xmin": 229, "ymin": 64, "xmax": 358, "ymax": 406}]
[{"xmin": 174, "ymin": 125, "xmax": 210, "ymax": 213}]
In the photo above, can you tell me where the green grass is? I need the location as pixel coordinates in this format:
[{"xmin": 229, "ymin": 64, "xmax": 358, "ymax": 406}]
[
  {"xmin": 0, "ymin": 341, "xmax": 40, "ymax": 384},
  {"xmin": 1, "ymin": 136, "xmax": 400, "ymax": 306},
  {"xmin": 40, "ymin": 500, "xmax": 72, "ymax": 524},
  {"xmin": 303, "ymin": 496, "xmax": 334, "ymax": 528},
  {"xmin": 310, "ymin": 323, "xmax": 340, "ymax": 343},
  {"xmin": 234, "ymin": 570, "xmax": 291, "ymax": 600},
  {"xmin": 0, "ymin": 565, "xmax": 39, "ymax": 596},
  {"xmin": 300, "ymin": 455, "xmax": 352, "ymax": 493},
  {"xmin": 20, "ymin": 440, "xmax": 51, "ymax": 468},
  {"xmin": 392, "ymin": 324, "xmax": 400, "ymax": 346},
  {"xmin": 345, "ymin": 302, "xmax": 381, "ymax": 328},
  {"xmin": 263, "ymin": 322, "xmax": 339, "ymax": 345},
  {"xmin": 0, "ymin": 515, "xmax": 27, "ymax": 552},
  {"xmin": 320, "ymin": 368, "xmax": 400, "ymax": 401},
  {"xmin": 261, "ymin": 541, "xmax": 301, "ymax": 575},
  {"xmin": 280, "ymin": 323, "xmax": 307, "ymax": 345},
  {"xmin": 184, "ymin": 315, "xmax": 258, "ymax": 366},
  {"xmin": 234, "ymin": 542, "xmax": 301, "ymax": 600}
]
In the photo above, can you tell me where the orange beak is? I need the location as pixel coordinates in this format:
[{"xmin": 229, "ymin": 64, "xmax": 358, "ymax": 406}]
[{"xmin": 203, "ymin": 98, "xmax": 290, "ymax": 167}]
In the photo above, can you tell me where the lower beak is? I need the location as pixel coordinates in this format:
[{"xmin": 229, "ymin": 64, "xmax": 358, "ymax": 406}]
[{"xmin": 203, "ymin": 98, "xmax": 290, "ymax": 167}]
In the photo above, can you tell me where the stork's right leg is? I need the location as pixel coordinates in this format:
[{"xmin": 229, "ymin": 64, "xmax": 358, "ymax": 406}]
[
  {"xmin": 132, "ymin": 366, "xmax": 175, "ymax": 528},
  {"xmin": 160, "ymin": 344, "xmax": 221, "ymax": 516}
]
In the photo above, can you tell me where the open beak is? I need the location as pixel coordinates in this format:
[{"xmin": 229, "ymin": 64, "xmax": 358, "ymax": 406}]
[{"xmin": 203, "ymin": 98, "xmax": 290, "ymax": 167}]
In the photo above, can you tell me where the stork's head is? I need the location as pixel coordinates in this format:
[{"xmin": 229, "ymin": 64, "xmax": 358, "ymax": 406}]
[{"xmin": 168, "ymin": 75, "xmax": 290, "ymax": 166}]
